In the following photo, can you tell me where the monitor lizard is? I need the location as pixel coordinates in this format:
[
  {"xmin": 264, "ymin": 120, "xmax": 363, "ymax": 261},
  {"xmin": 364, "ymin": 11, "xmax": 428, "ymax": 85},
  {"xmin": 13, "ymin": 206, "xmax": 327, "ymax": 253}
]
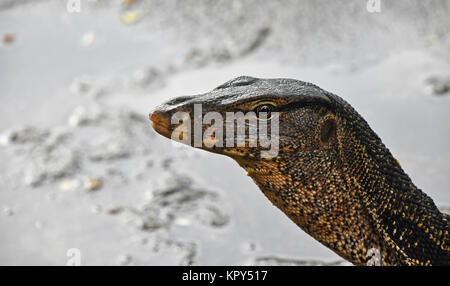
[{"xmin": 148, "ymin": 76, "xmax": 450, "ymax": 266}]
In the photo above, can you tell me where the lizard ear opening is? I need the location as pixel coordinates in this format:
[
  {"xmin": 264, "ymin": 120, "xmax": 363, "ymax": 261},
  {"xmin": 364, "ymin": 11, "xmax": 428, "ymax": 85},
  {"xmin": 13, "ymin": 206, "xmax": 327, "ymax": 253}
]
[{"xmin": 320, "ymin": 116, "xmax": 337, "ymax": 146}]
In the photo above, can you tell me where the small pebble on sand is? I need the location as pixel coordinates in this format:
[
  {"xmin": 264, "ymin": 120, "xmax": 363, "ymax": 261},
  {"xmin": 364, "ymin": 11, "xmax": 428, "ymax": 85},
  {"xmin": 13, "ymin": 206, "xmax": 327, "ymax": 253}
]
[
  {"xmin": 80, "ymin": 32, "xmax": 96, "ymax": 47},
  {"xmin": 3, "ymin": 33, "xmax": 15, "ymax": 44},
  {"xmin": 120, "ymin": 11, "xmax": 140, "ymax": 24},
  {"xmin": 106, "ymin": 206, "xmax": 123, "ymax": 215},
  {"xmin": 59, "ymin": 179, "xmax": 80, "ymax": 191},
  {"xmin": 85, "ymin": 178, "xmax": 101, "ymax": 191}
]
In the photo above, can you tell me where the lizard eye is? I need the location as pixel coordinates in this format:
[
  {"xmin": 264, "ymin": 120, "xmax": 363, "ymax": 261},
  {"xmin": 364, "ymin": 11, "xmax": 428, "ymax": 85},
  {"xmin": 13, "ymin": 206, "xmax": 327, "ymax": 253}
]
[{"xmin": 255, "ymin": 104, "xmax": 273, "ymax": 119}]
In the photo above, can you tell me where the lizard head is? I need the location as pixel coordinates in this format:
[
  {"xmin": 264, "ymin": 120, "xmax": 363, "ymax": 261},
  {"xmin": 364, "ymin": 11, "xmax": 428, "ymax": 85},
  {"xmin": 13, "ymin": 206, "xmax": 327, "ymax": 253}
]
[
  {"xmin": 149, "ymin": 76, "xmax": 337, "ymax": 163},
  {"xmin": 149, "ymin": 75, "xmax": 346, "ymax": 225}
]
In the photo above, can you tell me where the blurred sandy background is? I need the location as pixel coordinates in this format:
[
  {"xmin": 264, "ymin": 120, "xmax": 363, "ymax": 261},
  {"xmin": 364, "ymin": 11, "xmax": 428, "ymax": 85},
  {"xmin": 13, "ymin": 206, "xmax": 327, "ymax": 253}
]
[{"xmin": 0, "ymin": 0, "xmax": 449, "ymax": 265}]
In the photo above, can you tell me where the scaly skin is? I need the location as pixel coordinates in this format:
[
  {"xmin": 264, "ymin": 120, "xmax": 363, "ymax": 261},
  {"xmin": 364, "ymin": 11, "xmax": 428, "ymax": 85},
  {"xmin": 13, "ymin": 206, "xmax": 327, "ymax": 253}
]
[{"xmin": 149, "ymin": 76, "xmax": 450, "ymax": 266}]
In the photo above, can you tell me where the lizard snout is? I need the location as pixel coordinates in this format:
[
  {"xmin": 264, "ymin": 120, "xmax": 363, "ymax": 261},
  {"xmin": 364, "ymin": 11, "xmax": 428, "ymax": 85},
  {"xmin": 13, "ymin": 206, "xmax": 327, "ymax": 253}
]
[{"xmin": 149, "ymin": 110, "xmax": 172, "ymax": 138}]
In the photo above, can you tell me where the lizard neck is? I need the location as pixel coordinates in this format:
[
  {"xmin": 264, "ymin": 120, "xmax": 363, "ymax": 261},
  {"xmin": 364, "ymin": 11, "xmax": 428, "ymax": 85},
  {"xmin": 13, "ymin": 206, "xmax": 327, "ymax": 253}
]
[
  {"xmin": 331, "ymin": 93, "xmax": 450, "ymax": 265},
  {"xmin": 342, "ymin": 134, "xmax": 450, "ymax": 265},
  {"xmin": 240, "ymin": 154, "xmax": 402, "ymax": 265},
  {"xmin": 237, "ymin": 139, "xmax": 450, "ymax": 265}
]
